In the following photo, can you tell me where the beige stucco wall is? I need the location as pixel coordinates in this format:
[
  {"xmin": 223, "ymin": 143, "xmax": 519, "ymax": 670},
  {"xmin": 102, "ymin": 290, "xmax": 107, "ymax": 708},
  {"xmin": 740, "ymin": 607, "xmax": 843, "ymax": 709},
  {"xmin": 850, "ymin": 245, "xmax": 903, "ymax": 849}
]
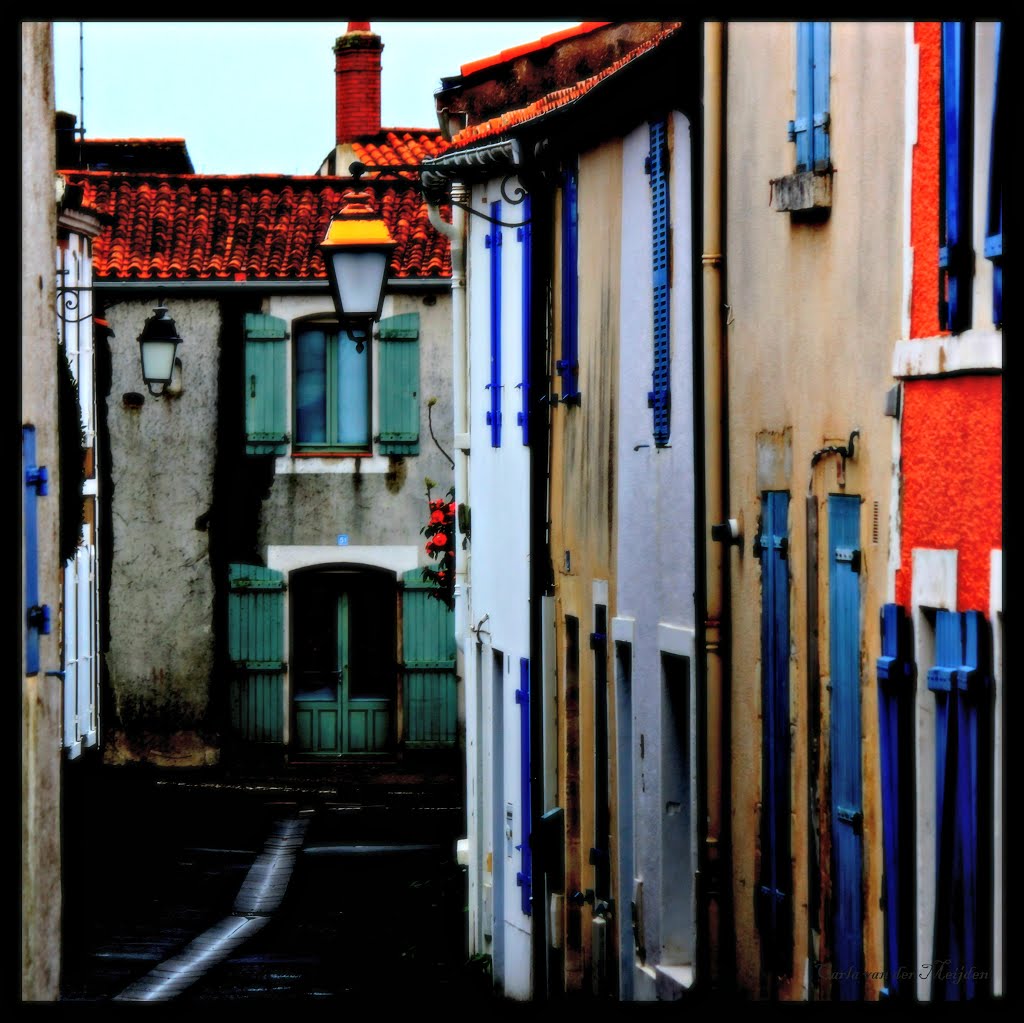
[
  {"xmin": 21, "ymin": 20, "xmax": 62, "ymax": 1001},
  {"xmin": 723, "ymin": 22, "xmax": 905, "ymax": 998},
  {"xmin": 549, "ymin": 139, "xmax": 622, "ymax": 992}
]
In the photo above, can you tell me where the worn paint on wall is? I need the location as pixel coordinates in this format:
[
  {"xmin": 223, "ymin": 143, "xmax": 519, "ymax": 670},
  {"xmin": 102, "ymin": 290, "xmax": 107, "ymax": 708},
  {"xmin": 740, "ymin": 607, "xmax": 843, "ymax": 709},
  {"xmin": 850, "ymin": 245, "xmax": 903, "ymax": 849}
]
[
  {"xmin": 549, "ymin": 140, "xmax": 622, "ymax": 993},
  {"xmin": 895, "ymin": 376, "xmax": 1002, "ymax": 612},
  {"xmin": 725, "ymin": 21, "xmax": 905, "ymax": 998}
]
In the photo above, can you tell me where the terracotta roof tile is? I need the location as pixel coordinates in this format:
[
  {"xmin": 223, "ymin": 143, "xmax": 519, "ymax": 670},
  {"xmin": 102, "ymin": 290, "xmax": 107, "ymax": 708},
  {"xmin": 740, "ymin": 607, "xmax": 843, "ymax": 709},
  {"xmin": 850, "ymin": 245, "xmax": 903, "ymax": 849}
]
[
  {"xmin": 352, "ymin": 131, "xmax": 451, "ymax": 178},
  {"xmin": 459, "ymin": 22, "xmax": 611, "ymax": 77},
  {"xmin": 447, "ymin": 24, "xmax": 682, "ymax": 152},
  {"xmin": 61, "ymin": 172, "xmax": 451, "ymax": 283}
]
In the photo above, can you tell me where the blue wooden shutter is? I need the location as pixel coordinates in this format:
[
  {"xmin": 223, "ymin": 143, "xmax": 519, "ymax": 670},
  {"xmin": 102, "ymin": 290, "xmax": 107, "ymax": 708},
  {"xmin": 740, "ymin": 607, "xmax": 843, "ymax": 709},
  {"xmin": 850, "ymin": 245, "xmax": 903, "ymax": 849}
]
[
  {"xmin": 23, "ymin": 425, "xmax": 51, "ymax": 675},
  {"xmin": 829, "ymin": 495, "xmax": 863, "ymax": 998},
  {"xmin": 755, "ymin": 491, "xmax": 792, "ymax": 973},
  {"xmin": 244, "ymin": 313, "xmax": 289, "ymax": 456},
  {"xmin": 940, "ymin": 22, "xmax": 973, "ymax": 334},
  {"xmin": 985, "ymin": 23, "xmax": 1003, "ymax": 325},
  {"xmin": 647, "ymin": 118, "xmax": 671, "ymax": 446},
  {"xmin": 927, "ymin": 610, "xmax": 992, "ymax": 1000},
  {"xmin": 227, "ymin": 563, "xmax": 286, "ymax": 742},
  {"xmin": 516, "ymin": 656, "xmax": 532, "ymax": 914},
  {"xmin": 558, "ymin": 166, "xmax": 580, "ymax": 404},
  {"xmin": 377, "ymin": 312, "xmax": 420, "ymax": 455},
  {"xmin": 485, "ymin": 206, "xmax": 502, "ymax": 446},
  {"xmin": 517, "ymin": 196, "xmax": 532, "ymax": 445},
  {"xmin": 401, "ymin": 568, "xmax": 457, "ymax": 746},
  {"xmin": 811, "ymin": 23, "xmax": 831, "ymax": 171},
  {"xmin": 876, "ymin": 603, "xmax": 915, "ymax": 999},
  {"xmin": 791, "ymin": 24, "xmax": 830, "ymax": 172}
]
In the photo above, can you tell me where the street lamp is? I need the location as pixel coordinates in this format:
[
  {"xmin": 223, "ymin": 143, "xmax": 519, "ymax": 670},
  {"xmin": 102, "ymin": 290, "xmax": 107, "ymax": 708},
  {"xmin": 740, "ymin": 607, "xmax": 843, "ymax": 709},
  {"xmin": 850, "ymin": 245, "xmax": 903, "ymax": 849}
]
[
  {"xmin": 319, "ymin": 187, "xmax": 397, "ymax": 327},
  {"xmin": 137, "ymin": 305, "xmax": 183, "ymax": 397}
]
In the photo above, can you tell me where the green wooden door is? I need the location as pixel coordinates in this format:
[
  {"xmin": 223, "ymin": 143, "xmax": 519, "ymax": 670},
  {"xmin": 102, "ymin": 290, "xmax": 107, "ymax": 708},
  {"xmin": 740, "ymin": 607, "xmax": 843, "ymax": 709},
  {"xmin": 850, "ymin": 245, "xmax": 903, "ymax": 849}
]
[
  {"xmin": 401, "ymin": 568, "xmax": 457, "ymax": 746},
  {"xmin": 228, "ymin": 563, "xmax": 286, "ymax": 743},
  {"xmin": 293, "ymin": 572, "xmax": 392, "ymax": 755}
]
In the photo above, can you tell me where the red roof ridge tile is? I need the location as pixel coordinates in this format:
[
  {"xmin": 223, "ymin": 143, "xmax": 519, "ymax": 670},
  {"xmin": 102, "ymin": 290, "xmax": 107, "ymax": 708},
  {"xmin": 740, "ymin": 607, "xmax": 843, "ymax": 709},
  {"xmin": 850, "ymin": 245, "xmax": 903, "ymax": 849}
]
[{"xmin": 460, "ymin": 21, "xmax": 611, "ymax": 77}]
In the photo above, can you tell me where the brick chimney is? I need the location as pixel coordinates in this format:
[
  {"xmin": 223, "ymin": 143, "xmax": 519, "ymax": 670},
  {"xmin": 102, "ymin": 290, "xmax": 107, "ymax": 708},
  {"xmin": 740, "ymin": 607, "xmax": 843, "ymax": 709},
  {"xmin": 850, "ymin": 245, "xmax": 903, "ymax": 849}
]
[{"xmin": 334, "ymin": 21, "xmax": 383, "ymax": 143}]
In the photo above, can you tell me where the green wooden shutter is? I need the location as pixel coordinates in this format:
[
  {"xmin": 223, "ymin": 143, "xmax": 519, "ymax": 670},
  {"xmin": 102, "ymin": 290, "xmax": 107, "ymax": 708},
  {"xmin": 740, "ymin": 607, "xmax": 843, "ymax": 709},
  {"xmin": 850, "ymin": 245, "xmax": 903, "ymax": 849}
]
[
  {"xmin": 377, "ymin": 312, "xmax": 420, "ymax": 455},
  {"xmin": 401, "ymin": 567, "xmax": 456, "ymax": 745},
  {"xmin": 228, "ymin": 563, "xmax": 286, "ymax": 742},
  {"xmin": 244, "ymin": 313, "xmax": 289, "ymax": 456}
]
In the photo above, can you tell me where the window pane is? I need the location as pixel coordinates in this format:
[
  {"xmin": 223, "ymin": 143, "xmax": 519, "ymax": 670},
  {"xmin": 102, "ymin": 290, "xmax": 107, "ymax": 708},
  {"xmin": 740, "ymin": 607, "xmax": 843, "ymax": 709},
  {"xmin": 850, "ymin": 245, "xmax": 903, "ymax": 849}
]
[
  {"xmin": 296, "ymin": 329, "xmax": 327, "ymax": 444},
  {"xmin": 336, "ymin": 330, "xmax": 369, "ymax": 447}
]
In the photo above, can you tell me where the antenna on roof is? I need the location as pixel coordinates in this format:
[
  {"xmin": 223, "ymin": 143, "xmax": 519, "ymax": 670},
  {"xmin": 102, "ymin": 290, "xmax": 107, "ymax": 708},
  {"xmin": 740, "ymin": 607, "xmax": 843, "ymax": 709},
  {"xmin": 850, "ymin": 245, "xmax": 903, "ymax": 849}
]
[{"xmin": 77, "ymin": 22, "xmax": 86, "ymax": 144}]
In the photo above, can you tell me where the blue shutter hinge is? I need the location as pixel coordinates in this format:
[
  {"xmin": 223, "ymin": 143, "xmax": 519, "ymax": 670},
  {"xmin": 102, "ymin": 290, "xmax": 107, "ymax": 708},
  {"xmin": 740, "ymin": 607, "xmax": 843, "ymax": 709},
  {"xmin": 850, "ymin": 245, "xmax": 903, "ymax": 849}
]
[
  {"xmin": 787, "ymin": 120, "xmax": 796, "ymax": 142},
  {"xmin": 589, "ymin": 631, "xmax": 606, "ymax": 650},
  {"xmin": 757, "ymin": 884, "xmax": 787, "ymax": 905},
  {"xmin": 560, "ymin": 392, "xmax": 582, "ymax": 407},
  {"xmin": 955, "ymin": 665, "xmax": 989, "ymax": 696},
  {"xmin": 27, "ymin": 604, "xmax": 52, "ymax": 635},
  {"xmin": 515, "ymin": 688, "xmax": 528, "ymax": 705},
  {"xmin": 876, "ymin": 654, "xmax": 913, "ymax": 687},
  {"xmin": 836, "ymin": 805, "xmax": 864, "ymax": 834},
  {"xmin": 555, "ymin": 358, "xmax": 578, "ymax": 375},
  {"xmin": 484, "ymin": 234, "xmax": 492, "ymax": 249},
  {"xmin": 26, "ymin": 463, "xmax": 49, "ymax": 495},
  {"xmin": 45, "ymin": 669, "xmax": 65, "ymax": 680},
  {"xmin": 927, "ymin": 666, "xmax": 955, "ymax": 693},
  {"xmin": 647, "ymin": 388, "xmax": 670, "ymax": 410}
]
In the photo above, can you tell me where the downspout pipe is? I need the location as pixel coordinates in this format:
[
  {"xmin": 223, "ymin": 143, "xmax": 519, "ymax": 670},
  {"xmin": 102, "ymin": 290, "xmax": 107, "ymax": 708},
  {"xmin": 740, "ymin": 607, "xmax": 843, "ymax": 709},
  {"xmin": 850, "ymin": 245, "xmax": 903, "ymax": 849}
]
[
  {"xmin": 425, "ymin": 184, "xmax": 473, "ymax": 934},
  {"xmin": 701, "ymin": 21, "xmax": 735, "ymax": 992}
]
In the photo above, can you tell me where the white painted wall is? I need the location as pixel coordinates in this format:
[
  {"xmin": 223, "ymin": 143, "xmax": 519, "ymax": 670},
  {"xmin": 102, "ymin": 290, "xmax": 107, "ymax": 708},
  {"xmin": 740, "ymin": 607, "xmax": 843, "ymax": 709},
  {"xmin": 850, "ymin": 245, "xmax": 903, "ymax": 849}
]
[
  {"xmin": 465, "ymin": 177, "xmax": 533, "ymax": 997},
  {"xmin": 615, "ymin": 110, "xmax": 697, "ymax": 998}
]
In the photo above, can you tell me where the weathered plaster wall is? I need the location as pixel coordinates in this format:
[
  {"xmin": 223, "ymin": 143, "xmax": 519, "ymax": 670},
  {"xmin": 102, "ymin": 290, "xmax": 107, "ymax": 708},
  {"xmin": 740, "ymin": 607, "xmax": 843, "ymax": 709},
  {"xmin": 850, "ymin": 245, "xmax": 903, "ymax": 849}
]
[
  {"xmin": 21, "ymin": 20, "xmax": 62, "ymax": 1001},
  {"xmin": 102, "ymin": 297, "xmax": 222, "ymax": 765},
  {"xmin": 549, "ymin": 140, "xmax": 622, "ymax": 992},
  {"xmin": 725, "ymin": 21, "xmax": 905, "ymax": 998}
]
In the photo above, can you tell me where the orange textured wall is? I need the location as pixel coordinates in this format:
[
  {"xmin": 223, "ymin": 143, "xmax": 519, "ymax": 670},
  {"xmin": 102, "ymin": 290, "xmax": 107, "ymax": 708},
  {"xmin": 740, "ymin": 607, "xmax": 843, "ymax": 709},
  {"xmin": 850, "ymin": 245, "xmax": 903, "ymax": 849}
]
[
  {"xmin": 896, "ymin": 376, "xmax": 1002, "ymax": 611},
  {"xmin": 911, "ymin": 22, "xmax": 941, "ymax": 340}
]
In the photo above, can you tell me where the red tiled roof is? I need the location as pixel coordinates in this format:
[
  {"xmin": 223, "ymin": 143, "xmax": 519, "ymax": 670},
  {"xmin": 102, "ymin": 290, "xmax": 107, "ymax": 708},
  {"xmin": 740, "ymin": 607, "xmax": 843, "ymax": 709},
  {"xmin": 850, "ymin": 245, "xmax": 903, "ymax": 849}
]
[
  {"xmin": 460, "ymin": 22, "xmax": 611, "ymax": 77},
  {"xmin": 61, "ymin": 172, "xmax": 451, "ymax": 283},
  {"xmin": 351, "ymin": 130, "xmax": 450, "ymax": 178},
  {"xmin": 447, "ymin": 24, "xmax": 682, "ymax": 152}
]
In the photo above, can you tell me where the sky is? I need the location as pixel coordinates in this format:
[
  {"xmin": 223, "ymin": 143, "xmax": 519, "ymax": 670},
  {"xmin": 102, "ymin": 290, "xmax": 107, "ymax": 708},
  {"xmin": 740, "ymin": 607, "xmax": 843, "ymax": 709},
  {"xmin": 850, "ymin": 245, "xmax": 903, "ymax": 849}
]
[{"xmin": 52, "ymin": 21, "xmax": 582, "ymax": 176}]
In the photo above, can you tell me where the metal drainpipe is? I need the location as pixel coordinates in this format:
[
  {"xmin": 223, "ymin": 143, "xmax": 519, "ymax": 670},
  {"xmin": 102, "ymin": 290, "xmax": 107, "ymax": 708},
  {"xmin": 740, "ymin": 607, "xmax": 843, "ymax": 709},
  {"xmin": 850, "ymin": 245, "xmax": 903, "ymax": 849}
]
[
  {"xmin": 701, "ymin": 20, "xmax": 733, "ymax": 991},
  {"xmin": 426, "ymin": 184, "xmax": 473, "ymax": 938}
]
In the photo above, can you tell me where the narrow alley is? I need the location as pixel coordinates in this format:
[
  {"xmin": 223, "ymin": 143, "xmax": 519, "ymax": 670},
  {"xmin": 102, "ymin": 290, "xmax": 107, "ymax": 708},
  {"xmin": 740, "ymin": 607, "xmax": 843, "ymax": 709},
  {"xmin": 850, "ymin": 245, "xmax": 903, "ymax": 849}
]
[{"xmin": 60, "ymin": 758, "xmax": 487, "ymax": 1004}]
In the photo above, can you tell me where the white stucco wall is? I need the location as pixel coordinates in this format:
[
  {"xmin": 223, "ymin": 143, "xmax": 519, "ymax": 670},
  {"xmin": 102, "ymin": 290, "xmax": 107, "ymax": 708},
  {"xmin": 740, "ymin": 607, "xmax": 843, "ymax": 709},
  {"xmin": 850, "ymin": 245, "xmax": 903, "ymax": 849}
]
[
  {"xmin": 615, "ymin": 110, "xmax": 697, "ymax": 997},
  {"xmin": 465, "ymin": 177, "xmax": 533, "ymax": 998}
]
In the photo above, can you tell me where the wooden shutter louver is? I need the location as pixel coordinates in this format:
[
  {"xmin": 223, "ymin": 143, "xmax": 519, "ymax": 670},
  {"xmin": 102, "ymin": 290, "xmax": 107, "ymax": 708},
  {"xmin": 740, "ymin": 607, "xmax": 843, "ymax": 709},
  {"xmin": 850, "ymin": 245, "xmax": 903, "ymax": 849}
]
[{"xmin": 377, "ymin": 312, "xmax": 420, "ymax": 455}]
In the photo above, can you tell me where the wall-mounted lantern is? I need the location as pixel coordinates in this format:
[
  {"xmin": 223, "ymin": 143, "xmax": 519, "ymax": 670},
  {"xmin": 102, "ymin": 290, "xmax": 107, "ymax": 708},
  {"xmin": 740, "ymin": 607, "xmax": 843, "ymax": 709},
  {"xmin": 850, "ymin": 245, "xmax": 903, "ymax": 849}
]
[{"xmin": 137, "ymin": 305, "xmax": 183, "ymax": 397}]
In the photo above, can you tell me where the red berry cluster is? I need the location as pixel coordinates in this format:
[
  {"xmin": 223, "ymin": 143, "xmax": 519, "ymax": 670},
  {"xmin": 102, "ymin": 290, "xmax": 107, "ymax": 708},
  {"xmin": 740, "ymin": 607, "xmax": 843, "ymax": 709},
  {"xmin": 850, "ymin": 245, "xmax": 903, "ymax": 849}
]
[{"xmin": 421, "ymin": 485, "xmax": 456, "ymax": 608}]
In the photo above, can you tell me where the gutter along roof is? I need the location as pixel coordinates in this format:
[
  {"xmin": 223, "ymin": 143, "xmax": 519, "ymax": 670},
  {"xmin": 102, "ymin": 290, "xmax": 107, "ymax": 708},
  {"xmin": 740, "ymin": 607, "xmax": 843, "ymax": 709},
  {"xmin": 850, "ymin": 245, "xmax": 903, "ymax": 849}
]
[{"xmin": 60, "ymin": 171, "xmax": 451, "ymax": 284}]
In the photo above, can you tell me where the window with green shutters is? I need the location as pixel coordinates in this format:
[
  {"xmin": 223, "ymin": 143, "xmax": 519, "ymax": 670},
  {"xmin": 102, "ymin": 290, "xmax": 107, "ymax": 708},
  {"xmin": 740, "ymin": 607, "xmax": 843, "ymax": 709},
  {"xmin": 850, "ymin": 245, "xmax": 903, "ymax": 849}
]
[{"xmin": 243, "ymin": 311, "xmax": 420, "ymax": 458}]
